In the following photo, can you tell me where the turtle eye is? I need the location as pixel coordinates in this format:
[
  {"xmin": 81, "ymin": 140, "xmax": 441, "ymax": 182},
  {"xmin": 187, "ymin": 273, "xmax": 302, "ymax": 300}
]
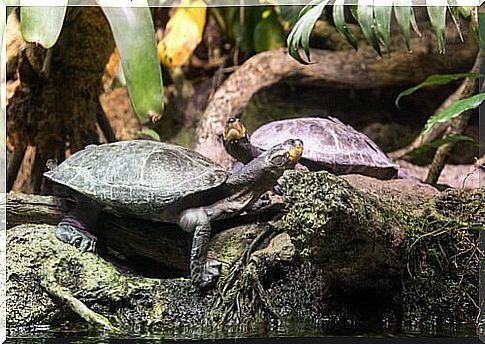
[
  {"xmin": 227, "ymin": 117, "xmax": 236, "ymax": 124},
  {"xmin": 270, "ymin": 153, "xmax": 288, "ymax": 166}
]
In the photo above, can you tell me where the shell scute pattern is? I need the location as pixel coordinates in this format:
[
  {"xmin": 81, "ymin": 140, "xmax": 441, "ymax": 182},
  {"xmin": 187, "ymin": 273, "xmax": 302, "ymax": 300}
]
[
  {"xmin": 250, "ymin": 117, "xmax": 397, "ymax": 169},
  {"xmin": 45, "ymin": 140, "xmax": 228, "ymax": 212}
]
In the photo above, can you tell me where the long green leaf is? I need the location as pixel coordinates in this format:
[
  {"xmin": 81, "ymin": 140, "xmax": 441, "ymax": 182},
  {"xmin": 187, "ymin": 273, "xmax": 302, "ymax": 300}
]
[
  {"xmin": 409, "ymin": 7, "xmax": 421, "ymax": 37},
  {"xmin": 287, "ymin": 0, "xmax": 329, "ymax": 64},
  {"xmin": 333, "ymin": 0, "xmax": 358, "ymax": 50},
  {"xmin": 405, "ymin": 135, "xmax": 475, "ymax": 158},
  {"xmin": 426, "ymin": 4, "xmax": 446, "ymax": 53},
  {"xmin": 99, "ymin": 2, "xmax": 164, "ymax": 122},
  {"xmin": 423, "ymin": 93, "xmax": 485, "ymax": 135},
  {"xmin": 373, "ymin": 4, "xmax": 392, "ymax": 50},
  {"xmin": 20, "ymin": 3, "xmax": 67, "ymax": 48},
  {"xmin": 395, "ymin": 73, "xmax": 484, "ymax": 107},
  {"xmin": 357, "ymin": 1, "xmax": 381, "ymax": 55},
  {"xmin": 393, "ymin": 0, "xmax": 411, "ymax": 49},
  {"xmin": 447, "ymin": 2, "xmax": 463, "ymax": 42}
]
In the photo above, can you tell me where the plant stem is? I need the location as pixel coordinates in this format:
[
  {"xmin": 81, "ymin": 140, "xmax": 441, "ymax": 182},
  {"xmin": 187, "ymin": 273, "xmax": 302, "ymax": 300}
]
[
  {"xmin": 425, "ymin": 50, "xmax": 483, "ymax": 185},
  {"xmin": 96, "ymin": 100, "xmax": 117, "ymax": 143}
]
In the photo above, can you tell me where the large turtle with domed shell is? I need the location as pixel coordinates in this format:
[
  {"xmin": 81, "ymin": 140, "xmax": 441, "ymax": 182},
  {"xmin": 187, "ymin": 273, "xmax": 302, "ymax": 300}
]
[
  {"xmin": 44, "ymin": 139, "xmax": 303, "ymax": 289},
  {"xmin": 222, "ymin": 116, "xmax": 399, "ymax": 180}
]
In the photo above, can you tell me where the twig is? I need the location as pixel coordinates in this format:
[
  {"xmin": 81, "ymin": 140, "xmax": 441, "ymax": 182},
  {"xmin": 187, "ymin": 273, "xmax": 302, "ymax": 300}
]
[{"xmin": 96, "ymin": 100, "xmax": 117, "ymax": 143}]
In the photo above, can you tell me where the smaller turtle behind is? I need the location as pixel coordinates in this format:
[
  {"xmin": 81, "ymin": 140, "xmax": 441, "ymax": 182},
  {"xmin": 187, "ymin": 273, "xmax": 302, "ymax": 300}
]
[{"xmin": 223, "ymin": 117, "xmax": 399, "ymax": 180}]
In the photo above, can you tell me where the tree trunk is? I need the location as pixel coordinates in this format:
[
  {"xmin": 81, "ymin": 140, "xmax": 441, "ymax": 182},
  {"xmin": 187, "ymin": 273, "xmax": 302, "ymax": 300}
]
[{"xmin": 7, "ymin": 8, "xmax": 116, "ymax": 192}]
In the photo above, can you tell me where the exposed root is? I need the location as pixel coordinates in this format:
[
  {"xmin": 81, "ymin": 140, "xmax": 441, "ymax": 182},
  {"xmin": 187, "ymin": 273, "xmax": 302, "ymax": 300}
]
[
  {"xmin": 40, "ymin": 258, "xmax": 119, "ymax": 333},
  {"xmin": 209, "ymin": 227, "xmax": 282, "ymax": 326}
]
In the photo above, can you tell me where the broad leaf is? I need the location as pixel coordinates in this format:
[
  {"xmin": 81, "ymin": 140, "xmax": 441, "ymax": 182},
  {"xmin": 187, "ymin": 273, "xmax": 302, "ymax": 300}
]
[
  {"xmin": 20, "ymin": 3, "xmax": 67, "ymax": 48},
  {"xmin": 405, "ymin": 135, "xmax": 475, "ymax": 158},
  {"xmin": 396, "ymin": 73, "xmax": 484, "ymax": 107},
  {"xmin": 357, "ymin": 1, "xmax": 380, "ymax": 55},
  {"xmin": 426, "ymin": 4, "xmax": 446, "ymax": 53},
  {"xmin": 333, "ymin": 0, "xmax": 358, "ymax": 50},
  {"xmin": 393, "ymin": 0, "xmax": 412, "ymax": 49},
  {"xmin": 287, "ymin": 0, "xmax": 330, "ymax": 64},
  {"xmin": 373, "ymin": 3, "xmax": 392, "ymax": 50},
  {"xmin": 99, "ymin": 2, "xmax": 164, "ymax": 123},
  {"xmin": 423, "ymin": 93, "xmax": 485, "ymax": 135}
]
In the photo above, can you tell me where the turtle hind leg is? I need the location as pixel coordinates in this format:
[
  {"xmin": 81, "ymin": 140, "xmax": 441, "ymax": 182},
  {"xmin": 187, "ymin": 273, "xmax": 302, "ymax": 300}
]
[
  {"xmin": 178, "ymin": 208, "xmax": 222, "ymax": 290},
  {"xmin": 55, "ymin": 216, "xmax": 97, "ymax": 252},
  {"xmin": 55, "ymin": 195, "xmax": 101, "ymax": 253}
]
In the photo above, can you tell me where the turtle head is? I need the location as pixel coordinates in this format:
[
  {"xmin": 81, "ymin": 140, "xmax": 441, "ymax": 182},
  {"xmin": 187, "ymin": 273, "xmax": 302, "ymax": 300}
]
[
  {"xmin": 263, "ymin": 139, "xmax": 304, "ymax": 171},
  {"xmin": 223, "ymin": 117, "xmax": 247, "ymax": 143}
]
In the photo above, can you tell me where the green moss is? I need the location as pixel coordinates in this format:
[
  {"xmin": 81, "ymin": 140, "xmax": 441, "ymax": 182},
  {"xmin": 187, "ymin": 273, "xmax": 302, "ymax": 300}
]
[
  {"xmin": 401, "ymin": 189, "xmax": 483, "ymax": 327},
  {"xmin": 277, "ymin": 171, "xmax": 480, "ymax": 326}
]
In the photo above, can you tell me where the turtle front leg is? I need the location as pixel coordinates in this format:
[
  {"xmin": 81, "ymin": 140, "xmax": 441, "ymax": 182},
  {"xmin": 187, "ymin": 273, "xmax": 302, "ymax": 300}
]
[
  {"xmin": 55, "ymin": 196, "xmax": 101, "ymax": 253},
  {"xmin": 178, "ymin": 208, "xmax": 222, "ymax": 289}
]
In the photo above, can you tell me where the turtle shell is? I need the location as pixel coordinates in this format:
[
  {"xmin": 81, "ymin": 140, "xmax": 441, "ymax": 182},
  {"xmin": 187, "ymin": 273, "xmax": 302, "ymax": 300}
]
[
  {"xmin": 249, "ymin": 117, "xmax": 398, "ymax": 179},
  {"xmin": 44, "ymin": 140, "xmax": 228, "ymax": 221}
]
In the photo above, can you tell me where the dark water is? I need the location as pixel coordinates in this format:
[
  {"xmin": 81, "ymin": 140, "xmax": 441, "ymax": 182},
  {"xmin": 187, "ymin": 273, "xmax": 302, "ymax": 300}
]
[{"xmin": 6, "ymin": 317, "xmax": 478, "ymax": 343}]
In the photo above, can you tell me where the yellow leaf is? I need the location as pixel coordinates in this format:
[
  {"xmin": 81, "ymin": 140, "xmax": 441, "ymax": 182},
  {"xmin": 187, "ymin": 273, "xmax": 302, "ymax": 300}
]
[{"xmin": 158, "ymin": 0, "xmax": 207, "ymax": 67}]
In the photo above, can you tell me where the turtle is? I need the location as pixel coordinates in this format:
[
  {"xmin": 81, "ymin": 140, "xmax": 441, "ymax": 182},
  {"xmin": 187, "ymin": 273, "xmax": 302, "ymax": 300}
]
[
  {"xmin": 222, "ymin": 117, "xmax": 399, "ymax": 180},
  {"xmin": 44, "ymin": 139, "xmax": 303, "ymax": 289}
]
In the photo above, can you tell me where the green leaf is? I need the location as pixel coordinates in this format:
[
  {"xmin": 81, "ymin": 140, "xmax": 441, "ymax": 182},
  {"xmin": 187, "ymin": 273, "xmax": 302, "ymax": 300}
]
[
  {"xmin": 287, "ymin": 0, "xmax": 330, "ymax": 64},
  {"xmin": 393, "ymin": 1, "xmax": 411, "ymax": 49},
  {"xmin": 426, "ymin": 4, "xmax": 446, "ymax": 53},
  {"xmin": 409, "ymin": 7, "xmax": 421, "ymax": 37},
  {"xmin": 373, "ymin": 4, "xmax": 392, "ymax": 50},
  {"xmin": 333, "ymin": 0, "xmax": 358, "ymax": 50},
  {"xmin": 458, "ymin": 6, "xmax": 471, "ymax": 19},
  {"xmin": 138, "ymin": 128, "xmax": 161, "ymax": 141},
  {"xmin": 447, "ymin": 1, "xmax": 463, "ymax": 42},
  {"xmin": 349, "ymin": 5, "xmax": 358, "ymax": 21},
  {"xmin": 395, "ymin": 73, "xmax": 484, "ymax": 107},
  {"xmin": 99, "ymin": 2, "xmax": 164, "ymax": 123},
  {"xmin": 423, "ymin": 93, "xmax": 485, "ymax": 135},
  {"xmin": 405, "ymin": 135, "xmax": 475, "ymax": 158},
  {"xmin": 357, "ymin": 2, "xmax": 380, "ymax": 55},
  {"xmin": 20, "ymin": 3, "xmax": 67, "ymax": 48},
  {"xmin": 253, "ymin": 11, "xmax": 284, "ymax": 52}
]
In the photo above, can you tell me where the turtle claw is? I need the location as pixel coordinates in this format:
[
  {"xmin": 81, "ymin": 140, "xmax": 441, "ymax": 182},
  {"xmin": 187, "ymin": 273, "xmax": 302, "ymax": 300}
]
[
  {"xmin": 250, "ymin": 192, "xmax": 271, "ymax": 211},
  {"xmin": 193, "ymin": 258, "xmax": 222, "ymax": 289},
  {"xmin": 55, "ymin": 220, "xmax": 97, "ymax": 253}
]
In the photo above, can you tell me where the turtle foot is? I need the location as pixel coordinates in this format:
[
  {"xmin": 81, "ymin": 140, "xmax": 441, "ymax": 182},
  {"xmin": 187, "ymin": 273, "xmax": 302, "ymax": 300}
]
[
  {"xmin": 55, "ymin": 217, "xmax": 97, "ymax": 252},
  {"xmin": 192, "ymin": 258, "xmax": 222, "ymax": 289},
  {"xmin": 250, "ymin": 192, "xmax": 271, "ymax": 211}
]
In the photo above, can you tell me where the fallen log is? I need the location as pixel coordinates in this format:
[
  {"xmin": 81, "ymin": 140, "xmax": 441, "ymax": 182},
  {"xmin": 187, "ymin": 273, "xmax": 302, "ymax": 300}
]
[{"xmin": 6, "ymin": 172, "xmax": 481, "ymax": 336}]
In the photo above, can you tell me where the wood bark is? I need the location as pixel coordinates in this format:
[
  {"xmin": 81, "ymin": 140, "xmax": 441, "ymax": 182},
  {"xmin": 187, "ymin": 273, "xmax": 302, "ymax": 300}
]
[
  {"xmin": 7, "ymin": 8, "xmax": 116, "ymax": 192},
  {"xmin": 193, "ymin": 24, "xmax": 477, "ymax": 167}
]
